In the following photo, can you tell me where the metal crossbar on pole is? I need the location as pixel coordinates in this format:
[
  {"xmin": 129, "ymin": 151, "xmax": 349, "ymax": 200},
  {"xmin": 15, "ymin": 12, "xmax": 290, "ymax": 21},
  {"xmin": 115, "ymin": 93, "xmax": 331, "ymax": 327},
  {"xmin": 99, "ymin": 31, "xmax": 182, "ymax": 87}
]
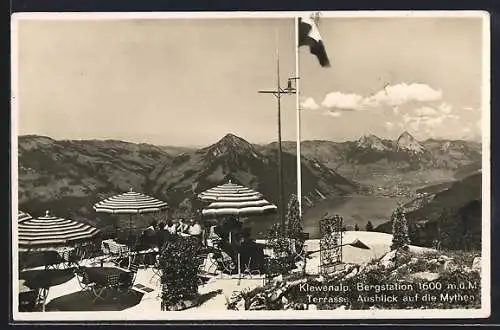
[{"xmin": 258, "ymin": 40, "xmax": 297, "ymax": 233}]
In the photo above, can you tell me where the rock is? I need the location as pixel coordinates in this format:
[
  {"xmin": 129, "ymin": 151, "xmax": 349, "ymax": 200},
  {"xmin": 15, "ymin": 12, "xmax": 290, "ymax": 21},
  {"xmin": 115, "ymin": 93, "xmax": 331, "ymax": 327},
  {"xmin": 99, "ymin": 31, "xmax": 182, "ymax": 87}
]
[
  {"xmin": 380, "ymin": 250, "xmax": 397, "ymax": 269},
  {"xmin": 308, "ymin": 304, "xmax": 317, "ymax": 310},
  {"xmin": 288, "ymin": 277, "xmax": 308, "ymax": 288},
  {"xmin": 270, "ymin": 288, "xmax": 285, "ymax": 302},
  {"xmin": 282, "ymin": 296, "xmax": 289, "ymax": 305},
  {"xmin": 236, "ymin": 298, "xmax": 246, "ymax": 311},
  {"xmin": 410, "ymin": 271, "xmax": 440, "ymax": 282},
  {"xmin": 345, "ymin": 267, "xmax": 358, "ymax": 279},
  {"xmin": 438, "ymin": 255, "xmax": 453, "ymax": 262},
  {"xmin": 428, "ymin": 258, "xmax": 438, "ymax": 265},
  {"xmin": 462, "ymin": 266, "xmax": 473, "ymax": 274},
  {"xmin": 361, "ymin": 264, "xmax": 379, "ymax": 274},
  {"xmin": 409, "ymin": 257, "xmax": 418, "ymax": 265},
  {"xmin": 358, "ymin": 262, "xmax": 368, "ymax": 274},
  {"xmin": 248, "ymin": 300, "xmax": 266, "ymax": 310},
  {"xmin": 273, "ymin": 275, "xmax": 283, "ymax": 284},
  {"xmin": 381, "ymin": 260, "xmax": 395, "ymax": 269},
  {"xmin": 472, "ymin": 257, "xmax": 481, "ymax": 272},
  {"xmin": 442, "ymin": 260, "xmax": 458, "ymax": 272},
  {"xmin": 394, "ymin": 263, "xmax": 410, "ymax": 274}
]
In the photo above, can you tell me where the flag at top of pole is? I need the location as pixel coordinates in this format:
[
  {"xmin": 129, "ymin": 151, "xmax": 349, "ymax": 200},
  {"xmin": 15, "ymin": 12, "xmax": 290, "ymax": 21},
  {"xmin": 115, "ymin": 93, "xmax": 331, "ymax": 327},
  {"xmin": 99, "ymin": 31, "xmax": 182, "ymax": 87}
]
[
  {"xmin": 298, "ymin": 13, "xmax": 331, "ymax": 67},
  {"xmin": 294, "ymin": 12, "xmax": 330, "ymax": 217}
]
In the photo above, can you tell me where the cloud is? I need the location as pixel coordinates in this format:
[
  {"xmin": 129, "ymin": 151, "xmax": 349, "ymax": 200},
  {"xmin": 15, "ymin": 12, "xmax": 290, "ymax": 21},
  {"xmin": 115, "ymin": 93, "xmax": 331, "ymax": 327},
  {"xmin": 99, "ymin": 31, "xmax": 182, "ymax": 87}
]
[
  {"xmin": 301, "ymin": 97, "xmax": 320, "ymax": 110},
  {"xmin": 309, "ymin": 83, "xmax": 444, "ymax": 118},
  {"xmin": 403, "ymin": 113, "xmax": 414, "ymax": 124},
  {"xmin": 324, "ymin": 111, "xmax": 342, "ymax": 117},
  {"xmin": 414, "ymin": 106, "xmax": 438, "ymax": 117},
  {"xmin": 423, "ymin": 115, "xmax": 447, "ymax": 127},
  {"xmin": 363, "ymin": 83, "xmax": 443, "ymax": 107},
  {"xmin": 398, "ymin": 101, "xmax": 458, "ymax": 130},
  {"xmin": 321, "ymin": 92, "xmax": 363, "ymax": 110},
  {"xmin": 385, "ymin": 122, "xmax": 395, "ymax": 130},
  {"xmin": 464, "ymin": 106, "xmax": 477, "ymax": 111},
  {"xmin": 439, "ymin": 102, "xmax": 452, "ymax": 114},
  {"xmin": 463, "ymin": 127, "xmax": 472, "ymax": 133}
]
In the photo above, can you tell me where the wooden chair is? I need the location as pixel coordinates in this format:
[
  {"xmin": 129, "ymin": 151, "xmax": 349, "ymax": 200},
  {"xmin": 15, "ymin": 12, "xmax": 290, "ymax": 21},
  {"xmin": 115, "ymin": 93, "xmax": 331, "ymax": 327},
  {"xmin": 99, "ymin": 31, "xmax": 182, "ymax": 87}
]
[
  {"xmin": 91, "ymin": 273, "xmax": 118, "ymax": 303},
  {"xmin": 149, "ymin": 255, "xmax": 162, "ymax": 285},
  {"xmin": 128, "ymin": 263, "xmax": 140, "ymax": 285},
  {"xmin": 196, "ymin": 253, "xmax": 212, "ymax": 285},
  {"xmin": 241, "ymin": 257, "xmax": 262, "ymax": 278},
  {"xmin": 74, "ymin": 267, "xmax": 95, "ymax": 291},
  {"xmin": 212, "ymin": 250, "xmax": 236, "ymax": 276}
]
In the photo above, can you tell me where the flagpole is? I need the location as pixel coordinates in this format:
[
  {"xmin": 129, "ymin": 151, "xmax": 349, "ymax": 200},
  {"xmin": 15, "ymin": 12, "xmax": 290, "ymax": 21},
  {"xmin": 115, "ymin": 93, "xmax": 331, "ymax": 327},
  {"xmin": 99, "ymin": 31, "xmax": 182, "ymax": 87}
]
[{"xmin": 295, "ymin": 16, "xmax": 302, "ymax": 216}]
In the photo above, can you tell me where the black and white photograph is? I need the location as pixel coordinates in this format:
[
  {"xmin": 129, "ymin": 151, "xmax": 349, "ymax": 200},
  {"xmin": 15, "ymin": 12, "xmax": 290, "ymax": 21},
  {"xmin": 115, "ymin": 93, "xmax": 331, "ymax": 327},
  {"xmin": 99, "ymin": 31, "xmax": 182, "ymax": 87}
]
[{"xmin": 11, "ymin": 11, "xmax": 490, "ymax": 320}]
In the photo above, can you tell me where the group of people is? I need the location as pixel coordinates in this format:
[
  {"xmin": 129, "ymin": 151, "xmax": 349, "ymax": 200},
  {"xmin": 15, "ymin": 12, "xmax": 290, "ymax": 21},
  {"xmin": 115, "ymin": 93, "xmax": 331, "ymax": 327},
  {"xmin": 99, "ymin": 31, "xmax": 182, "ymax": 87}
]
[
  {"xmin": 207, "ymin": 223, "xmax": 266, "ymax": 273},
  {"xmin": 137, "ymin": 218, "xmax": 203, "ymax": 252},
  {"xmin": 136, "ymin": 216, "xmax": 266, "ymax": 273}
]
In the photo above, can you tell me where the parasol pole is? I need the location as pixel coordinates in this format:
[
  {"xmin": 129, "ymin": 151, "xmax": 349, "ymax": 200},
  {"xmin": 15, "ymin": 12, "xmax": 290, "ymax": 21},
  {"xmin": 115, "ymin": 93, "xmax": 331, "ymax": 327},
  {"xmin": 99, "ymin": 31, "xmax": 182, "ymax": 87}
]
[{"xmin": 129, "ymin": 214, "xmax": 133, "ymax": 243}]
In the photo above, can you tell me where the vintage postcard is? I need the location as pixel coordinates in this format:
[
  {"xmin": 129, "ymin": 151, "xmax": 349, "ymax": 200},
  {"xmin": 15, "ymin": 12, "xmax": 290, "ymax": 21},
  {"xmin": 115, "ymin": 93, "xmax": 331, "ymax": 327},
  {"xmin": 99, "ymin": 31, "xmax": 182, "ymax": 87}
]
[{"xmin": 11, "ymin": 11, "xmax": 490, "ymax": 321}]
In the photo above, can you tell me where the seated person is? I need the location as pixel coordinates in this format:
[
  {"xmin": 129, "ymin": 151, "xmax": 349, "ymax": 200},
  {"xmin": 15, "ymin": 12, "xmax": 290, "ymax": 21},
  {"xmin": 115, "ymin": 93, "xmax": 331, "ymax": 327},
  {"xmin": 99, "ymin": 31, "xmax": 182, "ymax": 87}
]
[
  {"xmin": 207, "ymin": 225, "xmax": 223, "ymax": 247},
  {"xmin": 187, "ymin": 218, "xmax": 203, "ymax": 241},
  {"xmin": 164, "ymin": 219, "xmax": 177, "ymax": 235},
  {"xmin": 238, "ymin": 228, "xmax": 265, "ymax": 272},
  {"xmin": 142, "ymin": 220, "xmax": 158, "ymax": 249},
  {"xmin": 156, "ymin": 221, "xmax": 166, "ymax": 250},
  {"xmin": 177, "ymin": 218, "xmax": 189, "ymax": 236}
]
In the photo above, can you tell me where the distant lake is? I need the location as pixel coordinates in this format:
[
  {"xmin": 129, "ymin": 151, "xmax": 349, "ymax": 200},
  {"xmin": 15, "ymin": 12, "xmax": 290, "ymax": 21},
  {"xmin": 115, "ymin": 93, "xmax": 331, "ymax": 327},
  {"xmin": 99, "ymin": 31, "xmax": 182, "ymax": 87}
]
[{"xmin": 245, "ymin": 196, "xmax": 405, "ymax": 239}]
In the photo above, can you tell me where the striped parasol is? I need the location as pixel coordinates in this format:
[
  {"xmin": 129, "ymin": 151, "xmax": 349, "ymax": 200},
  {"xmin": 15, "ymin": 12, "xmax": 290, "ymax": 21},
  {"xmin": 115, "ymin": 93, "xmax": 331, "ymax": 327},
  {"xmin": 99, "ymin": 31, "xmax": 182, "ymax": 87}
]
[
  {"xmin": 93, "ymin": 188, "xmax": 168, "ymax": 240},
  {"xmin": 18, "ymin": 210, "xmax": 32, "ymax": 223},
  {"xmin": 18, "ymin": 210, "xmax": 100, "ymax": 250},
  {"xmin": 198, "ymin": 181, "xmax": 277, "ymax": 217},
  {"xmin": 93, "ymin": 189, "xmax": 168, "ymax": 214},
  {"xmin": 198, "ymin": 180, "xmax": 277, "ymax": 283}
]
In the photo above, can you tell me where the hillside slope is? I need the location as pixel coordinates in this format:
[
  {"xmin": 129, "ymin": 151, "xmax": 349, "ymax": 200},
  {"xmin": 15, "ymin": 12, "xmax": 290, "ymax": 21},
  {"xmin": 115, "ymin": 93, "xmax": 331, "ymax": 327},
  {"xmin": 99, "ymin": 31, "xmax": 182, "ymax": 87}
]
[{"xmin": 17, "ymin": 134, "xmax": 359, "ymax": 230}]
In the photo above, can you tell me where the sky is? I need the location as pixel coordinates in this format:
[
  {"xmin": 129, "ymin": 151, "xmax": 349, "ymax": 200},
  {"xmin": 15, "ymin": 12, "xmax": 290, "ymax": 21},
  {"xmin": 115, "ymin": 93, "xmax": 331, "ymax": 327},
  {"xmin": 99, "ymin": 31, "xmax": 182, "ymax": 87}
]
[{"xmin": 14, "ymin": 14, "xmax": 486, "ymax": 147}]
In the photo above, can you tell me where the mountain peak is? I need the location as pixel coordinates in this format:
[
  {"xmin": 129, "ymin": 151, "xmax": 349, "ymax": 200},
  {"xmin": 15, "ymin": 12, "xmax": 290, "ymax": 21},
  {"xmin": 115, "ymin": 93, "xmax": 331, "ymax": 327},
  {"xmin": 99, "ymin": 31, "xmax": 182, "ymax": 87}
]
[
  {"xmin": 399, "ymin": 131, "xmax": 413, "ymax": 139},
  {"xmin": 206, "ymin": 133, "xmax": 260, "ymax": 158},
  {"xmin": 357, "ymin": 134, "xmax": 388, "ymax": 151},
  {"xmin": 397, "ymin": 131, "xmax": 425, "ymax": 153},
  {"xmin": 216, "ymin": 133, "xmax": 251, "ymax": 148}
]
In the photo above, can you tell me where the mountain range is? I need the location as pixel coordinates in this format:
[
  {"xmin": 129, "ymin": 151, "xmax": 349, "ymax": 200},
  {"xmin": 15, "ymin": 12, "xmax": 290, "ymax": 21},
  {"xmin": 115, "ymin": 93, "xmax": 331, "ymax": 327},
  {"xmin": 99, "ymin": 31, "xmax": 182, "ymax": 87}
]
[
  {"xmin": 17, "ymin": 134, "xmax": 359, "ymax": 231},
  {"xmin": 271, "ymin": 131, "xmax": 481, "ymax": 193},
  {"xmin": 17, "ymin": 131, "xmax": 482, "ymax": 242}
]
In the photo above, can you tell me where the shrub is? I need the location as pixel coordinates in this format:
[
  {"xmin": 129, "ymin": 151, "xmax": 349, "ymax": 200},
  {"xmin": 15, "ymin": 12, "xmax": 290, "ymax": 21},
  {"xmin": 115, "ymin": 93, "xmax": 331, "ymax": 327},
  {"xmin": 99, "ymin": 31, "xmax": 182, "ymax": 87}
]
[
  {"xmin": 365, "ymin": 221, "xmax": 374, "ymax": 231},
  {"xmin": 285, "ymin": 194, "xmax": 306, "ymax": 253},
  {"xmin": 159, "ymin": 235, "xmax": 202, "ymax": 310},
  {"xmin": 391, "ymin": 204, "xmax": 410, "ymax": 251},
  {"xmin": 265, "ymin": 222, "xmax": 295, "ymax": 275}
]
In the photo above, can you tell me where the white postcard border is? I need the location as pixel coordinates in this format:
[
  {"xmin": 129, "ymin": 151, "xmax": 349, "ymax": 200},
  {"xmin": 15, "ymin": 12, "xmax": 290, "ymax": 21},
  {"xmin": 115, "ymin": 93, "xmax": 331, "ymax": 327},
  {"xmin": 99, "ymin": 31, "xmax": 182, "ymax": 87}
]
[{"xmin": 10, "ymin": 10, "xmax": 491, "ymax": 321}]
